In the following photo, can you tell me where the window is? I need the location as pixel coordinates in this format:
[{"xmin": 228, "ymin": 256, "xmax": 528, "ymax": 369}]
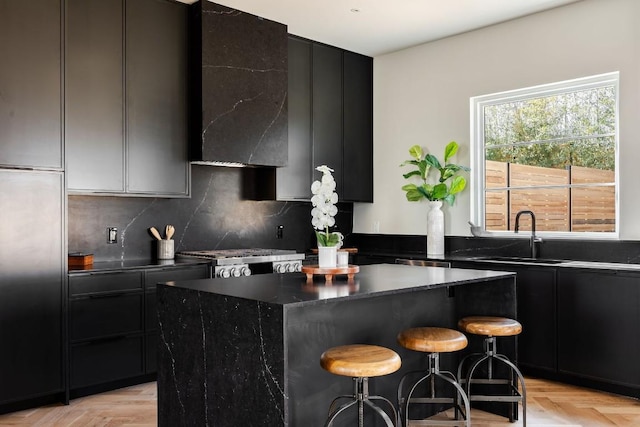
[{"xmin": 471, "ymin": 72, "xmax": 619, "ymax": 238}]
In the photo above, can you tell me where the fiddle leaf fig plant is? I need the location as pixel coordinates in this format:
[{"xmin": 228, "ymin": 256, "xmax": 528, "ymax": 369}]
[{"xmin": 400, "ymin": 141, "xmax": 470, "ymax": 205}]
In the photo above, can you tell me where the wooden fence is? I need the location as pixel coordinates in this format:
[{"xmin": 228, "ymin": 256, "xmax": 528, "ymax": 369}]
[{"xmin": 485, "ymin": 161, "xmax": 615, "ymax": 232}]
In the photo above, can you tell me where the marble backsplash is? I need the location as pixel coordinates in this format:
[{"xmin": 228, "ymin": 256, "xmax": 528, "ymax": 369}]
[{"xmin": 68, "ymin": 165, "xmax": 353, "ymax": 262}]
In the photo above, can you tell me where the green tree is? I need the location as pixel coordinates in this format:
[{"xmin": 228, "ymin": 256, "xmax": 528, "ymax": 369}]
[{"xmin": 484, "ymin": 86, "xmax": 615, "ymax": 171}]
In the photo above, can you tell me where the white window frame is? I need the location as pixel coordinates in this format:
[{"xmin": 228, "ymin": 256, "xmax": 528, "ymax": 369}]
[{"xmin": 470, "ymin": 72, "xmax": 620, "ymax": 240}]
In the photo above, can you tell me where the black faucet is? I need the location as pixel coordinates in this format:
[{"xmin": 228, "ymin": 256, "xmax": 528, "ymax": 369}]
[{"xmin": 514, "ymin": 210, "xmax": 542, "ymax": 259}]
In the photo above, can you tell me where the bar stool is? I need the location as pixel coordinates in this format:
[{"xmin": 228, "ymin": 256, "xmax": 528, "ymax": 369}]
[
  {"xmin": 456, "ymin": 316, "xmax": 527, "ymax": 426},
  {"xmin": 320, "ymin": 344, "xmax": 402, "ymax": 427},
  {"xmin": 396, "ymin": 327, "xmax": 471, "ymax": 427}
]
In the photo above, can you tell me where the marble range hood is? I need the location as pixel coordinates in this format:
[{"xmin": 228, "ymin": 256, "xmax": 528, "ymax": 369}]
[{"xmin": 189, "ymin": 1, "xmax": 288, "ymax": 168}]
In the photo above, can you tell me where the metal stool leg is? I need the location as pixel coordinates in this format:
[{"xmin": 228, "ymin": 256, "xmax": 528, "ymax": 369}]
[
  {"xmin": 462, "ymin": 337, "xmax": 527, "ymax": 427},
  {"xmin": 398, "ymin": 352, "xmax": 470, "ymax": 427},
  {"xmin": 325, "ymin": 377, "xmax": 397, "ymax": 427}
]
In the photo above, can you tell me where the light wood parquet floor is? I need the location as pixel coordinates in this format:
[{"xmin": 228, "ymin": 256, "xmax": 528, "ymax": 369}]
[{"xmin": 0, "ymin": 377, "xmax": 638, "ymax": 426}]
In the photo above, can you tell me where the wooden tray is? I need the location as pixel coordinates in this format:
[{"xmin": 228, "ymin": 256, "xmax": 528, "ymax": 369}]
[
  {"xmin": 310, "ymin": 247, "xmax": 358, "ymax": 254},
  {"xmin": 68, "ymin": 253, "xmax": 93, "ymax": 267},
  {"xmin": 301, "ymin": 265, "xmax": 359, "ymax": 283}
]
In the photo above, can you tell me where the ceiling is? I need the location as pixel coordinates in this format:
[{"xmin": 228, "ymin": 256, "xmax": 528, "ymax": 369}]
[{"xmin": 179, "ymin": 0, "xmax": 582, "ymax": 56}]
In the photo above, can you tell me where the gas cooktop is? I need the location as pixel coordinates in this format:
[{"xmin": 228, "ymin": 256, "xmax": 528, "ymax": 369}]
[
  {"xmin": 177, "ymin": 248, "xmax": 297, "ymax": 259},
  {"xmin": 175, "ymin": 248, "xmax": 305, "ymax": 265},
  {"xmin": 176, "ymin": 248, "xmax": 305, "ymax": 278}
]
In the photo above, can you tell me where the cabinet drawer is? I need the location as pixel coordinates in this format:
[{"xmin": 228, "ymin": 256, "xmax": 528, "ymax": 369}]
[
  {"xmin": 70, "ymin": 335, "xmax": 144, "ymax": 389},
  {"xmin": 69, "ymin": 271, "xmax": 143, "ymax": 296},
  {"xmin": 146, "ymin": 332, "xmax": 158, "ymax": 374},
  {"xmin": 70, "ymin": 293, "xmax": 143, "ymax": 341},
  {"xmin": 145, "ymin": 265, "xmax": 209, "ymax": 290},
  {"xmin": 146, "ymin": 291, "xmax": 157, "ymax": 332}
]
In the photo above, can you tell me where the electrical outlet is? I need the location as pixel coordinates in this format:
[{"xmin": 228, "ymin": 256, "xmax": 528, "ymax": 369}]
[
  {"xmin": 276, "ymin": 225, "xmax": 284, "ymax": 239},
  {"xmin": 107, "ymin": 227, "xmax": 118, "ymax": 244}
]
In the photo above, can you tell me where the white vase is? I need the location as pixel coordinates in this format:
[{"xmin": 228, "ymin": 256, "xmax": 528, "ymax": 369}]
[
  {"xmin": 427, "ymin": 200, "xmax": 445, "ymax": 256},
  {"xmin": 318, "ymin": 246, "xmax": 337, "ymax": 268}
]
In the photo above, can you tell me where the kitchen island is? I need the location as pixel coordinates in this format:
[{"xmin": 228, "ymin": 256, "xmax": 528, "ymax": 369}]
[{"xmin": 156, "ymin": 263, "xmax": 516, "ymax": 426}]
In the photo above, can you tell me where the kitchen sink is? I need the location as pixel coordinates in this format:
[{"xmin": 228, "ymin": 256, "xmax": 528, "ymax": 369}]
[{"xmin": 475, "ymin": 256, "xmax": 566, "ymax": 264}]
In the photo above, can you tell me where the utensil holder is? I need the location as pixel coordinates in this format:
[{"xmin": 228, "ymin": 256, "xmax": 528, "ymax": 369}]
[
  {"xmin": 337, "ymin": 250, "xmax": 349, "ymax": 267},
  {"xmin": 158, "ymin": 239, "xmax": 174, "ymax": 260}
]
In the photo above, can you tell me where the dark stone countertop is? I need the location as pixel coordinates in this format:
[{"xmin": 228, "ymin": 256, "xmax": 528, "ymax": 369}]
[
  {"xmin": 159, "ymin": 263, "xmax": 514, "ymax": 307},
  {"xmin": 68, "ymin": 258, "xmax": 210, "ymax": 274},
  {"xmin": 395, "ymin": 254, "xmax": 640, "ymax": 272}
]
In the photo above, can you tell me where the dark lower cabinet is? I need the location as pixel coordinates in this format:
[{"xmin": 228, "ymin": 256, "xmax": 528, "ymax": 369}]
[
  {"xmin": 452, "ymin": 261, "xmax": 557, "ymax": 373},
  {"xmin": 68, "ymin": 271, "xmax": 144, "ymax": 397},
  {"xmin": 557, "ymin": 268, "xmax": 640, "ymax": 393},
  {"xmin": 70, "ymin": 293, "xmax": 144, "ymax": 341},
  {"xmin": 68, "ymin": 263, "xmax": 209, "ymax": 397},
  {"xmin": 509, "ymin": 266, "xmax": 556, "ymax": 372},
  {"xmin": 70, "ymin": 336, "xmax": 145, "ymax": 389},
  {"xmin": 449, "ymin": 259, "xmax": 640, "ymax": 398}
]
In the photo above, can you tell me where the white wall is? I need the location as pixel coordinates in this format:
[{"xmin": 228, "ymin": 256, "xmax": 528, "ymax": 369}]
[{"xmin": 354, "ymin": 0, "xmax": 640, "ymax": 239}]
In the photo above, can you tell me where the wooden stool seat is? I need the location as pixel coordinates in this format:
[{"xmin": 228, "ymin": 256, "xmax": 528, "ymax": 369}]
[
  {"xmin": 320, "ymin": 344, "xmax": 401, "ymax": 378},
  {"xmin": 458, "ymin": 316, "xmax": 522, "ymax": 337},
  {"xmin": 396, "ymin": 327, "xmax": 471, "ymax": 426},
  {"xmin": 397, "ymin": 327, "xmax": 468, "ymax": 353},
  {"xmin": 321, "ymin": 344, "xmax": 401, "ymax": 426}
]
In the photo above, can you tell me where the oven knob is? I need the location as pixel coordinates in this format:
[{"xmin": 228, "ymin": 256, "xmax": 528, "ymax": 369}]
[
  {"xmin": 292, "ymin": 262, "xmax": 301, "ymax": 272},
  {"xmin": 230, "ymin": 267, "xmax": 242, "ymax": 278},
  {"xmin": 274, "ymin": 263, "xmax": 284, "ymax": 273},
  {"xmin": 218, "ymin": 268, "xmax": 230, "ymax": 279},
  {"xmin": 241, "ymin": 267, "xmax": 251, "ymax": 276},
  {"xmin": 284, "ymin": 263, "xmax": 292, "ymax": 272}
]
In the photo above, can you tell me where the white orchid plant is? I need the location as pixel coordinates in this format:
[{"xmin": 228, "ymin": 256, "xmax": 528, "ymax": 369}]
[{"xmin": 311, "ymin": 165, "xmax": 342, "ymax": 247}]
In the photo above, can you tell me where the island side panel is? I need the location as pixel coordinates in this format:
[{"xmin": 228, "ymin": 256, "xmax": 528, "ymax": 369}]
[
  {"xmin": 157, "ymin": 285, "xmax": 285, "ymax": 427},
  {"xmin": 455, "ymin": 275, "xmax": 518, "ymax": 358},
  {"xmin": 285, "ymin": 285, "xmax": 457, "ymax": 426}
]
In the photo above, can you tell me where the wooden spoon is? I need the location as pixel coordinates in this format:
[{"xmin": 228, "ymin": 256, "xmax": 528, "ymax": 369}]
[
  {"xmin": 166, "ymin": 225, "xmax": 175, "ymax": 240},
  {"xmin": 149, "ymin": 227, "xmax": 162, "ymax": 241}
]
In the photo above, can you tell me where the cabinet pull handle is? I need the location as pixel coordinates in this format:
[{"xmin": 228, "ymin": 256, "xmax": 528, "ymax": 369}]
[
  {"xmin": 73, "ymin": 335, "xmax": 130, "ymax": 346},
  {"xmin": 90, "ymin": 335, "xmax": 128, "ymax": 345},
  {"xmin": 87, "ymin": 292, "xmax": 128, "ymax": 299}
]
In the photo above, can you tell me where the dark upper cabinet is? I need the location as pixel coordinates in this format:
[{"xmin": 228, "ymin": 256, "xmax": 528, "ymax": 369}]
[
  {"xmin": 0, "ymin": 0, "xmax": 63, "ymax": 169},
  {"xmin": 277, "ymin": 37, "xmax": 313, "ymax": 199},
  {"xmin": 66, "ymin": 0, "xmax": 124, "ymax": 192},
  {"xmin": 126, "ymin": 0, "xmax": 189, "ymax": 195},
  {"xmin": 277, "ymin": 36, "xmax": 373, "ymax": 202},
  {"xmin": 0, "ymin": 170, "xmax": 64, "ymax": 407},
  {"xmin": 65, "ymin": 0, "xmax": 189, "ymax": 197},
  {"xmin": 343, "ymin": 51, "xmax": 374, "ymax": 202},
  {"xmin": 189, "ymin": 1, "xmax": 288, "ymax": 167},
  {"xmin": 312, "ymin": 43, "xmax": 344, "ymax": 195}
]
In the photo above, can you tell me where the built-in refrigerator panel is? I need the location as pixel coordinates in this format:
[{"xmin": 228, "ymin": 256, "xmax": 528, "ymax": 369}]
[{"xmin": 0, "ymin": 168, "xmax": 65, "ymax": 406}]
